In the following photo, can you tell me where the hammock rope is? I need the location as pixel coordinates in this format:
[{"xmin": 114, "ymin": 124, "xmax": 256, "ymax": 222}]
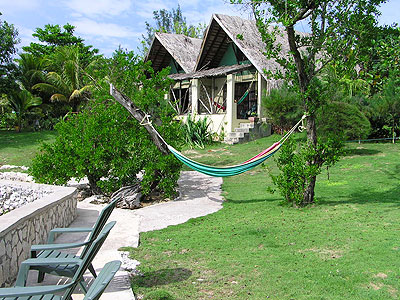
[{"xmin": 148, "ymin": 115, "xmax": 307, "ymax": 177}]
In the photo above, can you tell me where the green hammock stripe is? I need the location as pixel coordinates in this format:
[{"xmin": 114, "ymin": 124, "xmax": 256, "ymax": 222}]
[
  {"xmin": 168, "ymin": 145, "xmax": 281, "ymax": 177},
  {"xmin": 237, "ymin": 90, "xmax": 249, "ymax": 105}
]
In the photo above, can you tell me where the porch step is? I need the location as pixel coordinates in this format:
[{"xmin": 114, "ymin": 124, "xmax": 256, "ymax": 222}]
[
  {"xmin": 224, "ymin": 122, "xmax": 271, "ymax": 145},
  {"xmin": 235, "ymin": 127, "xmax": 250, "ymax": 133},
  {"xmin": 226, "ymin": 132, "xmax": 245, "ymax": 139},
  {"xmin": 240, "ymin": 123, "xmax": 255, "ymax": 129}
]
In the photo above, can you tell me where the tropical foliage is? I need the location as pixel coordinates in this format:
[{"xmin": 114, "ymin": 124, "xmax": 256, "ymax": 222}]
[
  {"xmin": 183, "ymin": 114, "xmax": 213, "ymax": 149},
  {"xmin": 22, "ymin": 23, "xmax": 99, "ymax": 66},
  {"xmin": 231, "ymin": 0, "xmax": 386, "ymax": 206},
  {"xmin": 262, "ymin": 84, "xmax": 303, "ymax": 134},
  {"xmin": 0, "ymin": 12, "xmax": 20, "ymax": 95},
  {"xmin": 7, "ymin": 89, "xmax": 42, "ymax": 132},
  {"xmin": 31, "ymin": 49, "xmax": 183, "ymax": 198},
  {"xmin": 32, "ymin": 46, "xmax": 93, "ymax": 112}
]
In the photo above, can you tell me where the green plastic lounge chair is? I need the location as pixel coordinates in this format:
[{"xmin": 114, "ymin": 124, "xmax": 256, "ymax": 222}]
[
  {"xmin": 30, "ymin": 197, "xmax": 119, "ymax": 282},
  {"xmin": 0, "ymin": 260, "xmax": 121, "ymax": 300},
  {"xmin": 18, "ymin": 221, "xmax": 116, "ymax": 293}
]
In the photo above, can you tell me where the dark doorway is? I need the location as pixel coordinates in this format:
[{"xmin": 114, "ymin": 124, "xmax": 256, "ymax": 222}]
[{"xmin": 235, "ymin": 82, "xmax": 257, "ymax": 119}]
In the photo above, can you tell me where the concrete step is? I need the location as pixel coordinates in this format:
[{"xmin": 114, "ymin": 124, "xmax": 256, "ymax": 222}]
[
  {"xmin": 235, "ymin": 127, "xmax": 250, "ymax": 133},
  {"xmin": 226, "ymin": 131, "xmax": 244, "ymax": 139},
  {"xmin": 240, "ymin": 122, "xmax": 255, "ymax": 129},
  {"xmin": 223, "ymin": 137, "xmax": 240, "ymax": 145}
]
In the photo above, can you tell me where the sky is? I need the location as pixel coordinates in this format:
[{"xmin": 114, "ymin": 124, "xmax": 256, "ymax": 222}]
[{"xmin": 1, "ymin": 0, "xmax": 399, "ymax": 57}]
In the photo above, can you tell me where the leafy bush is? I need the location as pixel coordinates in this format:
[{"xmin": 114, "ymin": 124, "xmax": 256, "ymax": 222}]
[
  {"xmin": 183, "ymin": 114, "xmax": 212, "ymax": 148},
  {"xmin": 31, "ymin": 49, "xmax": 183, "ymax": 197},
  {"xmin": 262, "ymin": 84, "xmax": 303, "ymax": 134},
  {"xmin": 268, "ymin": 136, "xmax": 342, "ymax": 207},
  {"xmin": 366, "ymin": 78, "xmax": 400, "ymax": 141},
  {"xmin": 317, "ymin": 101, "xmax": 371, "ymax": 140},
  {"xmin": 30, "ymin": 99, "xmax": 145, "ymax": 194}
]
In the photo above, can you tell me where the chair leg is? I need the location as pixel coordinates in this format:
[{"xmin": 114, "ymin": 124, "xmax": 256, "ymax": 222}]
[
  {"xmin": 37, "ymin": 271, "xmax": 45, "ymax": 283},
  {"xmin": 79, "ymin": 279, "xmax": 88, "ymax": 294},
  {"xmin": 88, "ymin": 263, "xmax": 97, "ymax": 278}
]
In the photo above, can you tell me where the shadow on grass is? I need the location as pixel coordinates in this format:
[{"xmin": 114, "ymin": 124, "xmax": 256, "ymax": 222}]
[
  {"xmin": 344, "ymin": 148, "xmax": 381, "ymax": 156},
  {"xmin": 227, "ymin": 197, "xmax": 281, "ymax": 204},
  {"xmin": 319, "ymin": 185, "xmax": 400, "ymax": 207},
  {"xmin": 132, "ymin": 268, "xmax": 192, "ymax": 287}
]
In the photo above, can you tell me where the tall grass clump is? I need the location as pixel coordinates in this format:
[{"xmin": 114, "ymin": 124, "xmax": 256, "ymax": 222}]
[{"xmin": 183, "ymin": 114, "xmax": 212, "ymax": 148}]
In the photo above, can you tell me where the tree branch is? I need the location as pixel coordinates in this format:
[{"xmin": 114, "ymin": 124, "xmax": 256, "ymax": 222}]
[{"xmin": 109, "ymin": 84, "xmax": 170, "ymax": 155}]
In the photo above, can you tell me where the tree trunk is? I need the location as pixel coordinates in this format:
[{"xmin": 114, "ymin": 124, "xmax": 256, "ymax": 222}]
[
  {"xmin": 111, "ymin": 184, "xmax": 143, "ymax": 209},
  {"xmin": 303, "ymin": 113, "xmax": 317, "ymax": 205},
  {"xmin": 109, "ymin": 84, "xmax": 170, "ymax": 155},
  {"xmin": 109, "ymin": 84, "xmax": 170, "ymax": 207},
  {"xmin": 87, "ymin": 175, "xmax": 102, "ymax": 195}
]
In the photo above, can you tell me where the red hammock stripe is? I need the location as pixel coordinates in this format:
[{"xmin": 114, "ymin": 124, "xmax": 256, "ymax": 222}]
[{"xmin": 242, "ymin": 142, "xmax": 281, "ymax": 164}]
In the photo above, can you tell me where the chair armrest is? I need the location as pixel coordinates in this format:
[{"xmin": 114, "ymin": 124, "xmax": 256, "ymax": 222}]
[
  {"xmin": 0, "ymin": 282, "xmax": 74, "ymax": 297},
  {"xmin": 15, "ymin": 258, "xmax": 82, "ymax": 287},
  {"xmin": 31, "ymin": 240, "xmax": 89, "ymax": 257},
  {"xmin": 47, "ymin": 227, "xmax": 93, "ymax": 243}
]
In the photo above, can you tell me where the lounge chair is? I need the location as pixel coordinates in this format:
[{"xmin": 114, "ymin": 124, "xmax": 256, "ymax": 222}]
[
  {"xmin": 31, "ymin": 197, "xmax": 119, "ymax": 282},
  {"xmin": 19, "ymin": 221, "xmax": 116, "ymax": 293},
  {"xmin": 0, "ymin": 260, "xmax": 121, "ymax": 299}
]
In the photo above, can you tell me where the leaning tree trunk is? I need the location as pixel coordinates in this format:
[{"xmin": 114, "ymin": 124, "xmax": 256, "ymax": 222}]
[
  {"xmin": 109, "ymin": 85, "xmax": 170, "ymax": 208},
  {"xmin": 109, "ymin": 84, "xmax": 169, "ymax": 154},
  {"xmin": 303, "ymin": 113, "xmax": 317, "ymax": 205}
]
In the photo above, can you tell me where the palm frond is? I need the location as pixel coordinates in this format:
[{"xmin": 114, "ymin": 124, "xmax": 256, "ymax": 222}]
[{"xmin": 50, "ymin": 94, "xmax": 68, "ymax": 102}]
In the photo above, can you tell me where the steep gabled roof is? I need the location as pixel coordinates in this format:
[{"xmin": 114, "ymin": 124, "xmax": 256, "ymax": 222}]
[
  {"xmin": 195, "ymin": 14, "xmax": 307, "ymax": 80},
  {"xmin": 146, "ymin": 32, "xmax": 203, "ymax": 73}
]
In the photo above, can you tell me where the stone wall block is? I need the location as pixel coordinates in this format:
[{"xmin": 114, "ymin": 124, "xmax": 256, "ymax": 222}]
[{"xmin": 0, "ymin": 184, "xmax": 76, "ymax": 287}]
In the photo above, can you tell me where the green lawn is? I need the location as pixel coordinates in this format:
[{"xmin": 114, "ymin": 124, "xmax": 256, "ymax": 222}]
[
  {"xmin": 129, "ymin": 135, "xmax": 400, "ymax": 300},
  {"xmin": 0, "ymin": 130, "xmax": 57, "ymax": 169}
]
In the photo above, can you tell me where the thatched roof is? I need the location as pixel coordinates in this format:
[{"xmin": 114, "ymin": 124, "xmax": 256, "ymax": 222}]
[
  {"xmin": 195, "ymin": 14, "xmax": 307, "ymax": 81},
  {"xmin": 168, "ymin": 63, "xmax": 253, "ymax": 80},
  {"xmin": 145, "ymin": 32, "xmax": 202, "ymax": 73}
]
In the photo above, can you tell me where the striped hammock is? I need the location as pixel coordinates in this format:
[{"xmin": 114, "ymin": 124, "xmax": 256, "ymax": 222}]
[
  {"xmin": 168, "ymin": 142, "xmax": 281, "ymax": 177},
  {"xmin": 165, "ymin": 116, "xmax": 306, "ymax": 177}
]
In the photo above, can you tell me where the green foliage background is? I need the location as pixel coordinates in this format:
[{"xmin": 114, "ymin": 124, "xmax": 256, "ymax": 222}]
[{"xmin": 31, "ymin": 49, "xmax": 183, "ymax": 197}]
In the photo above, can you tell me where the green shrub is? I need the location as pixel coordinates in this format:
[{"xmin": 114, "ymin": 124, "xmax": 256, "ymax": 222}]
[
  {"xmin": 317, "ymin": 101, "xmax": 371, "ymax": 140},
  {"xmin": 31, "ymin": 49, "xmax": 183, "ymax": 197},
  {"xmin": 143, "ymin": 290, "xmax": 175, "ymax": 300},
  {"xmin": 262, "ymin": 84, "xmax": 303, "ymax": 133},
  {"xmin": 268, "ymin": 136, "xmax": 342, "ymax": 207},
  {"xmin": 183, "ymin": 114, "xmax": 212, "ymax": 148},
  {"xmin": 367, "ymin": 78, "xmax": 400, "ymax": 141}
]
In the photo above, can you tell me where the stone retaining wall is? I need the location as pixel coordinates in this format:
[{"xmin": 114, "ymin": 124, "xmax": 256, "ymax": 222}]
[{"xmin": 0, "ymin": 180, "xmax": 77, "ymax": 287}]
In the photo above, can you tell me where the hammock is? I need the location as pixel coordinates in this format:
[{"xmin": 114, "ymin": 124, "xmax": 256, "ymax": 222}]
[
  {"xmin": 159, "ymin": 115, "xmax": 307, "ymax": 177},
  {"xmin": 237, "ymin": 79, "xmax": 255, "ymax": 105}
]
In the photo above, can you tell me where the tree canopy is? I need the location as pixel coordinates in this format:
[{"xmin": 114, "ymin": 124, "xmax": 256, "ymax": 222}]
[
  {"xmin": 22, "ymin": 23, "xmax": 99, "ymax": 66},
  {"xmin": 0, "ymin": 12, "xmax": 20, "ymax": 95},
  {"xmin": 232, "ymin": 0, "xmax": 386, "ymax": 205}
]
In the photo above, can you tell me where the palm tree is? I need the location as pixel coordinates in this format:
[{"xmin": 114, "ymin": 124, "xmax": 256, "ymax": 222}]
[
  {"xmin": 16, "ymin": 53, "xmax": 46, "ymax": 93},
  {"xmin": 32, "ymin": 46, "xmax": 93, "ymax": 112},
  {"xmin": 8, "ymin": 89, "xmax": 42, "ymax": 132}
]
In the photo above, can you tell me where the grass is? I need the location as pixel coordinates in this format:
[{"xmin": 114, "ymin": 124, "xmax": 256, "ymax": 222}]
[
  {"xmin": 0, "ymin": 130, "xmax": 57, "ymax": 169},
  {"xmin": 128, "ymin": 135, "xmax": 400, "ymax": 300}
]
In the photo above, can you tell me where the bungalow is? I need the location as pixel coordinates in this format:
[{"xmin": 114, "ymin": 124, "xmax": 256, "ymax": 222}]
[{"xmin": 145, "ymin": 14, "xmax": 297, "ymax": 144}]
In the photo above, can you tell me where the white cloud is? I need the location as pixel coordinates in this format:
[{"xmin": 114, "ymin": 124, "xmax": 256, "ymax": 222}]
[
  {"xmin": 72, "ymin": 18, "xmax": 141, "ymax": 39},
  {"xmin": 62, "ymin": 0, "xmax": 132, "ymax": 17},
  {"xmin": 183, "ymin": 0, "xmax": 247, "ymax": 25},
  {"xmin": 134, "ymin": 0, "xmax": 170, "ymax": 18},
  {"xmin": 0, "ymin": 0, "xmax": 40, "ymax": 14}
]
